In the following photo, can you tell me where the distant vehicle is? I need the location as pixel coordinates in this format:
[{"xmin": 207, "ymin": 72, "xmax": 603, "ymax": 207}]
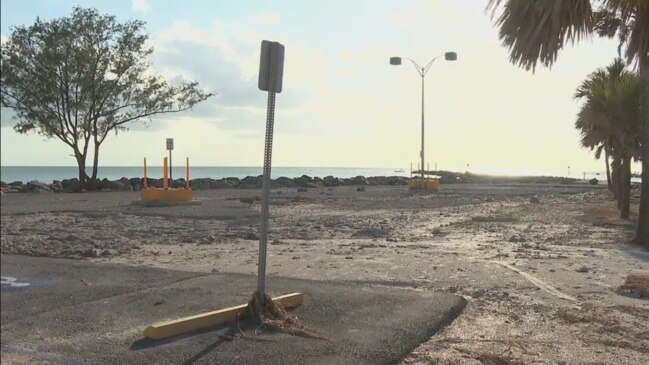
[{"xmin": 394, "ymin": 169, "xmax": 404, "ymax": 173}]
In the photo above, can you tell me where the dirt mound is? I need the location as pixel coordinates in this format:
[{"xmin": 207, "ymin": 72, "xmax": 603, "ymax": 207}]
[{"xmin": 617, "ymin": 273, "xmax": 649, "ymax": 299}]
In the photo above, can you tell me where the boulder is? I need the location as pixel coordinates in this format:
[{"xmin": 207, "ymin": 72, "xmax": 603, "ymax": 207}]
[
  {"xmin": 117, "ymin": 177, "xmax": 130, "ymax": 189},
  {"xmin": 1, "ymin": 185, "xmax": 22, "ymax": 194},
  {"xmin": 393, "ymin": 176, "xmax": 408, "ymax": 185},
  {"xmin": 171, "ymin": 179, "xmax": 186, "ymax": 189},
  {"xmin": 129, "ymin": 177, "xmax": 141, "ymax": 189},
  {"xmin": 240, "ymin": 175, "xmax": 263, "ymax": 189},
  {"xmin": 322, "ymin": 175, "xmax": 340, "ymax": 187},
  {"xmin": 49, "ymin": 181, "xmax": 64, "ymax": 193},
  {"xmin": 118, "ymin": 177, "xmax": 133, "ymax": 191},
  {"xmin": 26, "ymin": 180, "xmax": 53, "ymax": 193},
  {"xmin": 310, "ymin": 177, "xmax": 325, "ymax": 188},
  {"xmin": 100, "ymin": 179, "xmax": 124, "ymax": 191},
  {"xmin": 8, "ymin": 181, "xmax": 23, "ymax": 187},
  {"xmin": 349, "ymin": 176, "xmax": 368, "ymax": 186},
  {"xmin": 147, "ymin": 178, "xmax": 164, "ymax": 188},
  {"xmin": 83, "ymin": 248, "xmax": 103, "ymax": 257},
  {"xmin": 224, "ymin": 177, "xmax": 241, "ymax": 188},
  {"xmin": 191, "ymin": 178, "xmax": 213, "ymax": 190},
  {"xmin": 366, "ymin": 177, "xmax": 383, "ymax": 185},
  {"xmin": 209, "ymin": 178, "xmax": 234, "ymax": 189},
  {"xmin": 381, "ymin": 176, "xmax": 408, "ymax": 186},
  {"xmin": 293, "ymin": 175, "xmax": 314, "ymax": 187},
  {"xmin": 61, "ymin": 178, "xmax": 82, "ymax": 193},
  {"xmin": 274, "ymin": 177, "xmax": 296, "ymax": 188}
]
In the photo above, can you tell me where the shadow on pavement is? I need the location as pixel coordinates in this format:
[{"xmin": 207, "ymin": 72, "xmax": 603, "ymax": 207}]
[{"xmin": 130, "ymin": 321, "xmax": 250, "ymax": 352}]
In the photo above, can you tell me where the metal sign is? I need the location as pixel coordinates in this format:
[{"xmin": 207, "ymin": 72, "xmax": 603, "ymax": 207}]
[
  {"xmin": 166, "ymin": 138, "xmax": 174, "ymax": 151},
  {"xmin": 258, "ymin": 40, "xmax": 285, "ymax": 93},
  {"xmin": 257, "ymin": 40, "xmax": 285, "ymax": 306}
]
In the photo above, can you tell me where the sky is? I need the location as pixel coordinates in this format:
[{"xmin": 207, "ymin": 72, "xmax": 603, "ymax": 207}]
[{"xmin": 0, "ymin": 0, "xmax": 638, "ymax": 176}]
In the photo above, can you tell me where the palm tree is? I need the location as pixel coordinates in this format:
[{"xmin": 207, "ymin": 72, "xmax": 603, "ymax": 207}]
[
  {"xmin": 487, "ymin": 0, "xmax": 649, "ymax": 246},
  {"xmin": 575, "ymin": 59, "xmax": 642, "ymax": 219},
  {"xmin": 575, "ymin": 62, "xmax": 622, "ymax": 194},
  {"xmin": 576, "ymin": 116, "xmax": 614, "ymax": 191}
]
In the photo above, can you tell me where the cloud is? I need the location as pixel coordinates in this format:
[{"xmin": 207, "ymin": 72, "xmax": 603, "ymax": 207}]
[
  {"xmin": 132, "ymin": 0, "xmax": 151, "ymax": 14},
  {"xmin": 149, "ymin": 17, "xmax": 312, "ymax": 135}
]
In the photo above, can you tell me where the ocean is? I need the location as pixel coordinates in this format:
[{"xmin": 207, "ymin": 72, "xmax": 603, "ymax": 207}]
[
  {"xmin": 0, "ymin": 166, "xmax": 411, "ymax": 183},
  {"xmin": 0, "ymin": 165, "xmax": 629, "ymax": 184}
]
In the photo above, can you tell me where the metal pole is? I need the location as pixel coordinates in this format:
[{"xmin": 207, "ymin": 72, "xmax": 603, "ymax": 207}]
[
  {"xmin": 258, "ymin": 91, "xmax": 276, "ymax": 307},
  {"xmin": 143, "ymin": 157, "xmax": 148, "ymax": 189},
  {"xmin": 169, "ymin": 150, "xmax": 172, "ymax": 184},
  {"xmin": 421, "ymin": 69, "xmax": 425, "ymax": 179}
]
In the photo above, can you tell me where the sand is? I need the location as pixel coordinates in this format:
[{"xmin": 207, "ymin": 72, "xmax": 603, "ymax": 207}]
[{"xmin": 1, "ymin": 183, "xmax": 648, "ymax": 364}]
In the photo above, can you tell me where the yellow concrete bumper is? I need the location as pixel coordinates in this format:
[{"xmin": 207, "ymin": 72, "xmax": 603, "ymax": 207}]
[{"xmin": 143, "ymin": 292, "xmax": 304, "ymax": 340}]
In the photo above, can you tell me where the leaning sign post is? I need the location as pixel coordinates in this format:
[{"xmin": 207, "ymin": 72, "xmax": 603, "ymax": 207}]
[
  {"xmin": 141, "ymin": 40, "xmax": 303, "ymax": 340},
  {"xmin": 257, "ymin": 40, "xmax": 285, "ymax": 306}
]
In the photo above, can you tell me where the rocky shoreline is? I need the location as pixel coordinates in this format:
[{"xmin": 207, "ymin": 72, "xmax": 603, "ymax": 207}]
[{"xmin": 0, "ymin": 171, "xmax": 581, "ymax": 194}]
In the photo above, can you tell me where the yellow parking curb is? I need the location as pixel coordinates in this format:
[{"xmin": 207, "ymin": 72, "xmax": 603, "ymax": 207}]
[{"xmin": 143, "ymin": 292, "xmax": 304, "ymax": 340}]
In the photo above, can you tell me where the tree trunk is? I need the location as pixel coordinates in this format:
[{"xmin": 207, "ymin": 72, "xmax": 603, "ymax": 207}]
[
  {"xmin": 74, "ymin": 149, "xmax": 89, "ymax": 188},
  {"xmin": 76, "ymin": 156, "xmax": 85, "ymax": 183},
  {"xmin": 612, "ymin": 156, "xmax": 621, "ymax": 203},
  {"xmin": 635, "ymin": 57, "xmax": 649, "ymax": 246},
  {"xmin": 620, "ymin": 155, "xmax": 631, "ymax": 220},
  {"xmin": 604, "ymin": 148, "xmax": 611, "ymax": 191},
  {"xmin": 617, "ymin": 163, "xmax": 623, "ymax": 210},
  {"xmin": 88, "ymin": 143, "xmax": 100, "ymax": 191},
  {"xmin": 638, "ymin": 144, "xmax": 649, "ymax": 244}
]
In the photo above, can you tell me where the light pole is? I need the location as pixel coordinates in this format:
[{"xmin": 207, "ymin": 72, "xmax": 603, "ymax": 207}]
[{"xmin": 389, "ymin": 52, "xmax": 457, "ymax": 179}]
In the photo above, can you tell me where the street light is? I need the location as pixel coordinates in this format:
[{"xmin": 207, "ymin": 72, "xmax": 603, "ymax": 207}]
[{"xmin": 389, "ymin": 51, "xmax": 457, "ymax": 179}]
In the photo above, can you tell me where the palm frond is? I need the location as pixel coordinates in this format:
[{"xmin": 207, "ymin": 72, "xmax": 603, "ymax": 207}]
[
  {"xmin": 594, "ymin": 9, "xmax": 623, "ymax": 38},
  {"xmin": 603, "ymin": 0, "xmax": 649, "ymax": 67},
  {"xmin": 487, "ymin": 0, "xmax": 594, "ymax": 71},
  {"xmin": 594, "ymin": 144, "xmax": 605, "ymax": 159}
]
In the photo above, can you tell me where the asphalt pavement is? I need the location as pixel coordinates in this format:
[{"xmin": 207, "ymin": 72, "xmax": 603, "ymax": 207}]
[{"xmin": 1, "ymin": 255, "xmax": 465, "ymax": 364}]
